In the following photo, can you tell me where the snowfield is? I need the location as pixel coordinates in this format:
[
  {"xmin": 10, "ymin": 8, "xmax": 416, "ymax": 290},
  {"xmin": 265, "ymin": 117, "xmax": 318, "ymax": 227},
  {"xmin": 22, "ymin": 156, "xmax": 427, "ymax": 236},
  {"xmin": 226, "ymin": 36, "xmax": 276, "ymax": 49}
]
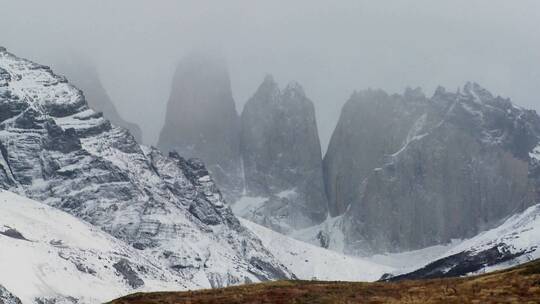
[
  {"xmin": 0, "ymin": 190, "xmax": 187, "ymax": 304},
  {"xmin": 241, "ymin": 219, "xmax": 393, "ymax": 281}
]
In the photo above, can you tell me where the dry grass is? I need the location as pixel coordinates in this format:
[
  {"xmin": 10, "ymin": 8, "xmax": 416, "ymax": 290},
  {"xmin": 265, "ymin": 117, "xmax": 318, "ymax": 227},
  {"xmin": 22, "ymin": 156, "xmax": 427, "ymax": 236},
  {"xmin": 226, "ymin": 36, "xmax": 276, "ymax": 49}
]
[{"xmin": 108, "ymin": 259, "xmax": 540, "ymax": 304}]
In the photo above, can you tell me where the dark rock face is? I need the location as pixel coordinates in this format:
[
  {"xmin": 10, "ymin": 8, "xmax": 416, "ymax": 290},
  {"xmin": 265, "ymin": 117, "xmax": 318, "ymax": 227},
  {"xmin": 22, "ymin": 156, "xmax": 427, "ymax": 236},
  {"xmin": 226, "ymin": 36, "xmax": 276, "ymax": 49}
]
[
  {"xmin": 387, "ymin": 244, "xmax": 526, "ymax": 281},
  {"xmin": 157, "ymin": 53, "xmax": 242, "ymax": 202},
  {"xmin": 0, "ymin": 285, "xmax": 22, "ymax": 304},
  {"xmin": 325, "ymin": 83, "xmax": 540, "ymax": 254},
  {"xmin": 323, "ymin": 88, "xmax": 429, "ymax": 216},
  {"xmin": 53, "ymin": 57, "xmax": 143, "ymax": 143},
  {"xmin": 0, "ymin": 48, "xmax": 292, "ymax": 286},
  {"xmin": 113, "ymin": 259, "xmax": 145, "ymax": 289},
  {"xmin": 0, "ymin": 227, "xmax": 29, "ymax": 241},
  {"xmin": 239, "ymin": 76, "xmax": 328, "ymax": 232}
]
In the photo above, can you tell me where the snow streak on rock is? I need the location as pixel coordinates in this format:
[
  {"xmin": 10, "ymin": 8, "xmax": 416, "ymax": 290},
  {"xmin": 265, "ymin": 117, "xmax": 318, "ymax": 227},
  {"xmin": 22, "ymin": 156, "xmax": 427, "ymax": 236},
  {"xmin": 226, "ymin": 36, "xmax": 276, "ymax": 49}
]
[{"xmin": 324, "ymin": 84, "xmax": 540, "ymax": 254}]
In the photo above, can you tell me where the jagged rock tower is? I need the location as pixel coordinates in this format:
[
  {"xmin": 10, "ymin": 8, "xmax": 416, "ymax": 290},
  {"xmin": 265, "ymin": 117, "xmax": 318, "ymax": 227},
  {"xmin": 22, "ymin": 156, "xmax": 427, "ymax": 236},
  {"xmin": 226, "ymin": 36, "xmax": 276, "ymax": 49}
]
[
  {"xmin": 239, "ymin": 75, "xmax": 328, "ymax": 232},
  {"xmin": 324, "ymin": 84, "xmax": 540, "ymax": 254},
  {"xmin": 158, "ymin": 53, "xmax": 243, "ymax": 201}
]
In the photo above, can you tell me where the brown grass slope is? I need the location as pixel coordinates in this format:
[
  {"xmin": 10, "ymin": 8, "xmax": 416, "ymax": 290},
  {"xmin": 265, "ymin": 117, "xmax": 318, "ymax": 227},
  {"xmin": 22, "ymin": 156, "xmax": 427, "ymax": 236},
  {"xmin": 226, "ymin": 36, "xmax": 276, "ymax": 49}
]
[{"xmin": 108, "ymin": 259, "xmax": 540, "ymax": 304}]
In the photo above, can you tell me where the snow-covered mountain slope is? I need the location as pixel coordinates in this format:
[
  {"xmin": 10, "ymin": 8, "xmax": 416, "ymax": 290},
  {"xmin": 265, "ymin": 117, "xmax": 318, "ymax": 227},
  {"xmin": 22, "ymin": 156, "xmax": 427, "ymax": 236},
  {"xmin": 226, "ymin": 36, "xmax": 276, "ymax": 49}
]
[
  {"xmin": 286, "ymin": 215, "xmax": 463, "ymax": 277},
  {"xmin": 0, "ymin": 190, "xmax": 189, "ymax": 303},
  {"xmin": 53, "ymin": 55, "xmax": 143, "ymax": 143},
  {"xmin": 0, "ymin": 47, "xmax": 292, "ymax": 291},
  {"xmin": 240, "ymin": 219, "xmax": 392, "ymax": 281},
  {"xmin": 392, "ymin": 203, "xmax": 540, "ymax": 280},
  {"xmin": 289, "ymin": 215, "xmax": 348, "ymax": 253}
]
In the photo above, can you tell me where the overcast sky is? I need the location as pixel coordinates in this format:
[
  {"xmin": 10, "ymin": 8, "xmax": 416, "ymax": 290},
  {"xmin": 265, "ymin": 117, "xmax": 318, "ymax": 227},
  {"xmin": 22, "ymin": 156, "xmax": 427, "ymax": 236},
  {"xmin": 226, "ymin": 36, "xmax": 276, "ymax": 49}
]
[{"xmin": 1, "ymin": 0, "xmax": 539, "ymax": 150}]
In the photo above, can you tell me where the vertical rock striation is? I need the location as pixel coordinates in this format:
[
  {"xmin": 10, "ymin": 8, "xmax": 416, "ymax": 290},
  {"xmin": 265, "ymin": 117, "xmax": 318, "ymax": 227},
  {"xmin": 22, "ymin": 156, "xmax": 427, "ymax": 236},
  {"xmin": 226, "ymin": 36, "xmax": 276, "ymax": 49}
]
[
  {"xmin": 324, "ymin": 83, "xmax": 540, "ymax": 254},
  {"xmin": 238, "ymin": 76, "xmax": 328, "ymax": 232},
  {"xmin": 157, "ymin": 53, "xmax": 242, "ymax": 201},
  {"xmin": 323, "ymin": 88, "xmax": 429, "ymax": 216}
]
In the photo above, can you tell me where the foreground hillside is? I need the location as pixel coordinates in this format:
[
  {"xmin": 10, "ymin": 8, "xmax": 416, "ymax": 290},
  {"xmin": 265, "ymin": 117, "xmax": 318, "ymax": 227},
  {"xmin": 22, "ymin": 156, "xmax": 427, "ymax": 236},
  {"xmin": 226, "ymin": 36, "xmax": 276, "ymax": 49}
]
[{"xmin": 109, "ymin": 259, "xmax": 540, "ymax": 304}]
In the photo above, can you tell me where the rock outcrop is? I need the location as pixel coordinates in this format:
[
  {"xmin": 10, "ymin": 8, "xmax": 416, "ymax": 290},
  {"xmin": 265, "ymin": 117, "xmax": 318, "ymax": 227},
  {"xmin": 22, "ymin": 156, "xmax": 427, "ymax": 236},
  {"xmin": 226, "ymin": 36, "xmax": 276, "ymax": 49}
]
[
  {"xmin": 0, "ymin": 47, "xmax": 293, "ymax": 288},
  {"xmin": 0, "ymin": 285, "xmax": 21, "ymax": 304},
  {"xmin": 54, "ymin": 56, "xmax": 143, "ymax": 142},
  {"xmin": 157, "ymin": 53, "xmax": 242, "ymax": 201},
  {"xmin": 324, "ymin": 83, "xmax": 540, "ymax": 253},
  {"xmin": 323, "ymin": 88, "xmax": 429, "ymax": 216},
  {"xmin": 238, "ymin": 76, "xmax": 328, "ymax": 232}
]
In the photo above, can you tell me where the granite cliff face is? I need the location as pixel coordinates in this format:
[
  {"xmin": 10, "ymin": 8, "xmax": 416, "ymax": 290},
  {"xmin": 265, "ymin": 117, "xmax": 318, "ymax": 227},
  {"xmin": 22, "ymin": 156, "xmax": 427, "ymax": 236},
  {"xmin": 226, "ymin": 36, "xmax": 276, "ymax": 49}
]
[
  {"xmin": 152, "ymin": 52, "xmax": 540, "ymax": 258},
  {"xmin": 323, "ymin": 88, "xmax": 429, "ymax": 216},
  {"xmin": 238, "ymin": 76, "xmax": 328, "ymax": 232},
  {"xmin": 157, "ymin": 54, "xmax": 242, "ymax": 202},
  {"xmin": 324, "ymin": 83, "xmax": 540, "ymax": 254},
  {"xmin": 156, "ymin": 61, "xmax": 329, "ymax": 233},
  {"xmin": 0, "ymin": 47, "xmax": 292, "ymax": 290}
]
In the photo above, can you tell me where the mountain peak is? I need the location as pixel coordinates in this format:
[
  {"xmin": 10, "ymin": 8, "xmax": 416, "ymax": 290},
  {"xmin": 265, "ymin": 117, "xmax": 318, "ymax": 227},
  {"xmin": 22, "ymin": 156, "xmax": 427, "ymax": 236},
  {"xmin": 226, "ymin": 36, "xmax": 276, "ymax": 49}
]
[
  {"xmin": 403, "ymin": 86, "xmax": 425, "ymax": 100},
  {"xmin": 240, "ymin": 76, "xmax": 328, "ymax": 232},
  {"xmin": 325, "ymin": 80, "xmax": 540, "ymax": 253},
  {"xmin": 157, "ymin": 52, "xmax": 243, "ymax": 201},
  {"xmin": 433, "ymin": 85, "xmax": 447, "ymax": 98},
  {"xmin": 253, "ymin": 74, "xmax": 280, "ymax": 101},
  {"xmin": 282, "ymin": 81, "xmax": 306, "ymax": 98},
  {"xmin": 462, "ymin": 81, "xmax": 494, "ymax": 102},
  {"xmin": 52, "ymin": 53, "xmax": 143, "ymax": 142},
  {"xmin": 349, "ymin": 88, "xmax": 390, "ymax": 104},
  {"xmin": 0, "ymin": 48, "xmax": 293, "ymax": 295},
  {"xmin": 262, "ymin": 73, "xmax": 276, "ymax": 85}
]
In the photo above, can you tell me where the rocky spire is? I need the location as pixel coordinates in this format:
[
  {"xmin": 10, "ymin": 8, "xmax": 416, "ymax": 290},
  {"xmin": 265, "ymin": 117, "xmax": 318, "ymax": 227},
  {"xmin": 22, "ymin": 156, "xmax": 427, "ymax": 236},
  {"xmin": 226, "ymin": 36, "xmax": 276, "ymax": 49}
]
[
  {"xmin": 157, "ymin": 52, "xmax": 242, "ymax": 201},
  {"xmin": 238, "ymin": 76, "xmax": 328, "ymax": 232}
]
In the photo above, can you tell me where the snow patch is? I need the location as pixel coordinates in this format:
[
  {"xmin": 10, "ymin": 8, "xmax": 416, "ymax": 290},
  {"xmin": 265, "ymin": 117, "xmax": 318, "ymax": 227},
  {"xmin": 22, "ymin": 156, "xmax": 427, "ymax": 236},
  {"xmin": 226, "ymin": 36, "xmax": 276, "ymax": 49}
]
[
  {"xmin": 232, "ymin": 195, "xmax": 267, "ymax": 216},
  {"xmin": 276, "ymin": 188, "xmax": 296, "ymax": 199},
  {"xmin": 530, "ymin": 144, "xmax": 540, "ymax": 161},
  {"xmin": 391, "ymin": 113, "xmax": 428, "ymax": 157}
]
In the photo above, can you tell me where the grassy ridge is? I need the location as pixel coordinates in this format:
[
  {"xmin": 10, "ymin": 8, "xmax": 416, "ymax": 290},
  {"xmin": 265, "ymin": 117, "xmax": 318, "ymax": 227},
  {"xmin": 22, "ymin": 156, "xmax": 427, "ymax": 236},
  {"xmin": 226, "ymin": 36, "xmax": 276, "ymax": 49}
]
[{"xmin": 108, "ymin": 260, "xmax": 540, "ymax": 303}]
